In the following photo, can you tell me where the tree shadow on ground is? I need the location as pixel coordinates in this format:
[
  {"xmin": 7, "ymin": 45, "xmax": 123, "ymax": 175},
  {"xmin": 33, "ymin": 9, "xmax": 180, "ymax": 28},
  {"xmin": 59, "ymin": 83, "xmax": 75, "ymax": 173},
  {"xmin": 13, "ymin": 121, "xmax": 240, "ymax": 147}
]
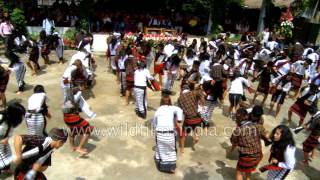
[
  {"xmin": 220, "ymin": 142, "xmax": 238, "ymax": 161},
  {"xmin": 7, "ymin": 98, "xmax": 23, "ymax": 104},
  {"xmin": 222, "ymin": 105, "xmax": 230, "ymax": 117},
  {"xmin": 89, "ymin": 135, "xmax": 100, "ymax": 142},
  {"xmin": 85, "ymin": 142, "xmax": 97, "ymax": 154},
  {"xmin": 24, "ymin": 83, "xmax": 34, "ymax": 92},
  {"xmin": 215, "ymin": 160, "xmax": 236, "ymax": 179},
  {"xmin": 183, "ymin": 166, "xmax": 210, "ymax": 180}
]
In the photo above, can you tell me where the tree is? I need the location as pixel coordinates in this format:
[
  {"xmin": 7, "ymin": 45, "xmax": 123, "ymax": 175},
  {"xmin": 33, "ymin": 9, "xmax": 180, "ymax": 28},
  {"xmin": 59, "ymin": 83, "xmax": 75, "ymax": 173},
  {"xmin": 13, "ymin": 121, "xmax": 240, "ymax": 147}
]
[
  {"xmin": 291, "ymin": 0, "xmax": 319, "ymax": 19},
  {"xmin": 182, "ymin": 0, "xmax": 244, "ymax": 34},
  {"xmin": 10, "ymin": 8, "xmax": 27, "ymax": 35}
]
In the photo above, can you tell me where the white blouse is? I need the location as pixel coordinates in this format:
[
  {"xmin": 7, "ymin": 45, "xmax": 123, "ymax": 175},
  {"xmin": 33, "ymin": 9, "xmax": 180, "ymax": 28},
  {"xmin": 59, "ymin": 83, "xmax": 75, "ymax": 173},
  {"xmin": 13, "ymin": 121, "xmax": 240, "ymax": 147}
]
[
  {"xmin": 229, "ymin": 77, "xmax": 250, "ymax": 95},
  {"xmin": 134, "ymin": 69, "xmax": 154, "ymax": 87},
  {"xmin": 278, "ymin": 145, "xmax": 296, "ymax": 170},
  {"xmin": 153, "ymin": 105, "xmax": 183, "ymax": 131}
]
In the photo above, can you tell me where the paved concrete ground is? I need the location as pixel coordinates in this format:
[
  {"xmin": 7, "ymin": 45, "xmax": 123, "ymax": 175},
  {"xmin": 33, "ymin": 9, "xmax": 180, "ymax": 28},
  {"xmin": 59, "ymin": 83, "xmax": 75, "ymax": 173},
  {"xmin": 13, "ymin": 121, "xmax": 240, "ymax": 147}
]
[{"xmin": 0, "ymin": 47, "xmax": 319, "ymax": 180}]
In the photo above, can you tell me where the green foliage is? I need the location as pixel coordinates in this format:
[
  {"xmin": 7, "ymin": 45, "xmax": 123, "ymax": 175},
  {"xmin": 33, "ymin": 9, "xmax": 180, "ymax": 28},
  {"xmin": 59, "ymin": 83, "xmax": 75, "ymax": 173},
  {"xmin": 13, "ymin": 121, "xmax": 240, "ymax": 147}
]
[
  {"xmin": 291, "ymin": 0, "xmax": 319, "ymax": 17},
  {"xmin": 29, "ymin": 32, "xmax": 39, "ymax": 41},
  {"xmin": 227, "ymin": 34, "xmax": 242, "ymax": 43},
  {"xmin": 10, "ymin": 8, "xmax": 27, "ymax": 35},
  {"xmin": 78, "ymin": 19, "xmax": 89, "ymax": 32},
  {"xmin": 63, "ymin": 29, "xmax": 77, "ymax": 41},
  {"xmin": 182, "ymin": 0, "xmax": 211, "ymax": 14}
]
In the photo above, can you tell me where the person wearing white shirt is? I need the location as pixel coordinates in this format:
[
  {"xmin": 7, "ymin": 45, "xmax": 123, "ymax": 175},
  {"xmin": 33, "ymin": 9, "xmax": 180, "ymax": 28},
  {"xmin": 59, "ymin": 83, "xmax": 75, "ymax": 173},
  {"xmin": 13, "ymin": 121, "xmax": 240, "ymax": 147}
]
[
  {"xmin": 291, "ymin": 60, "xmax": 310, "ymax": 97},
  {"xmin": 162, "ymin": 54, "xmax": 180, "ymax": 93},
  {"xmin": 236, "ymin": 58, "xmax": 254, "ymax": 78},
  {"xmin": 7, "ymin": 52, "xmax": 26, "ymax": 94},
  {"xmin": 288, "ymin": 84, "xmax": 320, "ymax": 126},
  {"xmin": 61, "ymin": 61, "xmax": 82, "ymax": 102},
  {"xmin": 309, "ymin": 72, "xmax": 320, "ymax": 86},
  {"xmin": 263, "ymin": 125, "xmax": 296, "ymax": 180},
  {"xmin": 269, "ymin": 75, "xmax": 292, "ymax": 119},
  {"xmin": 301, "ymin": 109, "xmax": 320, "ymax": 166},
  {"xmin": 52, "ymin": 32, "xmax": 64, "ymax": 64},
  {"xmin": 134, "ymin": 61, "xmax": 154, "ymax": 118},
  {"xmin": 42, "ymin": 17, "xmax": 55, "ymax": 36},
  {"xmin": 266, "ymin": 38, "xmax": 278, "ymax": 51},
  {"xmin": 228, "ymin": 71, "xmax": 250, "ymax": 117},
  {"xmin": 108, "ymin": 37, "xmax": 121, "ymax": 73},
  {"xmin": 26, "ymin": 85, "xmax": 51, "ymax": 136},
  {"xmin": 117, "ymin": 54, "xmax": 128, "ymax": 96},
  {"xmin": 262, "ymin": 28, "xmax": 270, "ymax": 46},
  {"xmin": 153, "ymin": 95, "xmax": 183, "ymax": 173},
  {"xmin": 272, "ymin": 59, "xmax": 291, "ymax": 84}
]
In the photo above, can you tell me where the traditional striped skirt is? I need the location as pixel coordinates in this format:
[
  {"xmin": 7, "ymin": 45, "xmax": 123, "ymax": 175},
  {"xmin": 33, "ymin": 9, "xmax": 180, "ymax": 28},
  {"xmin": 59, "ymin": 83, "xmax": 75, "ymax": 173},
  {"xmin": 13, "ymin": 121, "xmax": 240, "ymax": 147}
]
[
  {"xmin": 257, "ymin": 81, "xmax": 270, "ymax": 95},
  {"xmin": 119, "ymin": 70, "xmax": 126, "ymax": 95},
  {"xmin": 25, "ymin": 112, "xmax": 47, "ymax": 136},
  {"xmin": 155, "ymin": 131, "xmax": 177, "ymax": 173},
  {"xmin": 110, "ymin": 56, "xmax": 117, "ymax": 71},
  {"xmin": 291, "ymin": 74, "xmax": 303, "ymax": 89},
  {"xmin": 64, "ymin": 113, "xmax": 94, "ymax": 136},
  {"xmin": 134, "ymin": 86, "xmax": 147, "ymax": 115},
  {"xmin": 13, "ymin": 62, "xmax": 26, "ymax": 90},
  {"xmin": 126, "ymin": 74, "xmax": 134, "ymax": 91},
  {"xmin": 303, "ymin": 134, "xmax": 320, "ymax": 153},
  {"xmin": 183, "ymin": 117, "xmax": 203, "ymax": 134},
  {"xmin": 0, "ymin": 143, "xmax": 12, "ymax": 170},
  {"xmin": 289, "ymin": 101, "xmax": 309, "ymax": 121},
  {"xmin": 237, "ymin": 153, "xmax": 262, "ymax": 173}
]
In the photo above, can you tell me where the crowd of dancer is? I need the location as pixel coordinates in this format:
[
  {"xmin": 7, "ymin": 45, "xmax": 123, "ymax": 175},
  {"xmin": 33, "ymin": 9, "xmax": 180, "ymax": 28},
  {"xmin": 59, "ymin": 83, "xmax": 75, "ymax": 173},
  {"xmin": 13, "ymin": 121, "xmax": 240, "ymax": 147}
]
[
  {"xmin": 1, "ymin": 15, "xmax": 320, "ymax": 179},
  {"xmin": 0, "ymin": 13, "xmax": 98, "ymax": 178},
  {"xmin": 105, "ymin": 31, "xmax": 320, "ymax": 179}
]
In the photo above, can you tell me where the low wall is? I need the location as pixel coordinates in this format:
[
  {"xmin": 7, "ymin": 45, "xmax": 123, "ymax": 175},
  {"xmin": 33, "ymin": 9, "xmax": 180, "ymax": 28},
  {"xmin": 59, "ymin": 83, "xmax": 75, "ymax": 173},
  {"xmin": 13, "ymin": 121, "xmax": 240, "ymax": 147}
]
[{"xmin": 27, "ymin": 27, "xmax": 206, "ymax": 53}]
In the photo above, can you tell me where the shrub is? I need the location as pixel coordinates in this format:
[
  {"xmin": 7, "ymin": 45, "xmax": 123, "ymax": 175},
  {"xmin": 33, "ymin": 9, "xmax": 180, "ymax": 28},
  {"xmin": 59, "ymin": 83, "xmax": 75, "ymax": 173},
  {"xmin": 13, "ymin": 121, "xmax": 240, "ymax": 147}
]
[{"xmin": 10, "ymin": 8, "xmax": 27, "ymax": 35}]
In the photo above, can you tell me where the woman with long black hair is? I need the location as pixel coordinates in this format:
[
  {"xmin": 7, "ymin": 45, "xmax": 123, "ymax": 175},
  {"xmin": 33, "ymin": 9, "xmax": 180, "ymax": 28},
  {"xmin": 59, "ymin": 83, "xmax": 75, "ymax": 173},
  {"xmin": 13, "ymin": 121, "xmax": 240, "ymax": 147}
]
[
  {"xmin": 260, "ymin": 125, "xmax": 296, "ymax": 180},
  {"xmin": 0, "ymin": 102, "xmax": 25, "ymax": 173},
  {"xmin": 25, "ymin": 85, "xmax": 51, "ymax": 136}
]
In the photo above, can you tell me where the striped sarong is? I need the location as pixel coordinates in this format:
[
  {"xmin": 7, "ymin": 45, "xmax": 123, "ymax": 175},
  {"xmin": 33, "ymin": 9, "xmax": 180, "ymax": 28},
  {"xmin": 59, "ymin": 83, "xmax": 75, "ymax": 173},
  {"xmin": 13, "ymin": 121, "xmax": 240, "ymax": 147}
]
[
  {"xmin": 64, "ymin": 113, "xmax": 93, "ymax": 136},
  {"xmin": 119, "ymin": 70, "xmax": 126, "ymax": 95},
  {"xmin": 237, "ymin": 153, "xmax": 262, "ymax": 173},
  {"xmin": 13, "ymin": 62, "xmax": 26, "ymax": 90},
  {"xmin": 155, "ymin": 131, "xmax": 176, "ymax": 173},
  {"xmin": 303, "ymin": 134, "xmax": 320, "ymax": 153},
  {"xmin": 134, "ymin": 86, "xmax": 147, "ymax": 115},
  {"xmin": 25, "ymin": 112, "xmax": 47, "ymax": 136}
]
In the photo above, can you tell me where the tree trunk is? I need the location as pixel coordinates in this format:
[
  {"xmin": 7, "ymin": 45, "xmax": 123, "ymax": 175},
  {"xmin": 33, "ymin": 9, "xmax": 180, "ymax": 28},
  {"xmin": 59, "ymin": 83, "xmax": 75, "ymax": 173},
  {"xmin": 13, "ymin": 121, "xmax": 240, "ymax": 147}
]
[
  {"xmin": 207, "ymin": 11, "xmax": 212, "ymax": 35},
  {"xmin": 257, "ymin": 0, "xmax": 267, "ymax": 34}
]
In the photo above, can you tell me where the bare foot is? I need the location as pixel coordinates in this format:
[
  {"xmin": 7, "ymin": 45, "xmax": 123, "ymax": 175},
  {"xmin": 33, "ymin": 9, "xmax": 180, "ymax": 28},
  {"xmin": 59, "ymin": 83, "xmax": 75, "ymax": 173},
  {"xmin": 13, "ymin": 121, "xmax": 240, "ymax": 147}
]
[
  {"xmin": 16, "ymin": 91, "xmax": 22, "ymax": 95},
  {"xmin": 75, "ymin": 148, "xmax": 88, "ymax": 156},
  {"xmin": 71, "ymin": 146, "xmax": 77, "ymax": 151}
]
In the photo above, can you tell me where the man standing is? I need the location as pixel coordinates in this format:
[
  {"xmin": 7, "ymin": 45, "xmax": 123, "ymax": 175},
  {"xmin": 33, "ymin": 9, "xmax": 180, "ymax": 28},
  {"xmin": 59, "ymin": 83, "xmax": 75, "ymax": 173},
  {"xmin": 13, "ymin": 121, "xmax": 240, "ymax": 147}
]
[{"xmin": 0, "ymin": 17, "xmax": 14, "ymax": 56}]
